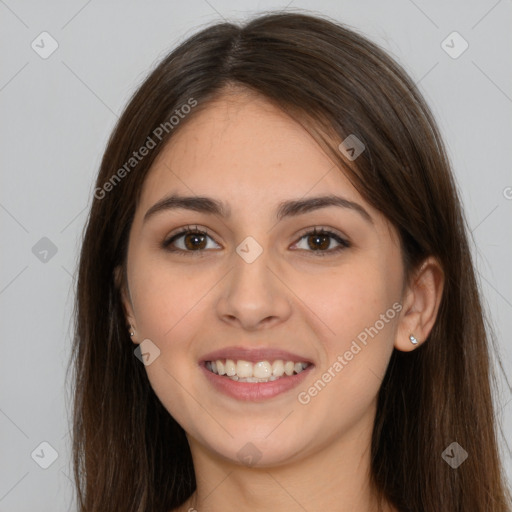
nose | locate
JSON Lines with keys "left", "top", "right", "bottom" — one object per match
{"left": 215, "top": 244, "right": 292, "bottom": 331}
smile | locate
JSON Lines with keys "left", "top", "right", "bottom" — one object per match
{"left": 205, "top": 359, "right": 311, "bottom": 382}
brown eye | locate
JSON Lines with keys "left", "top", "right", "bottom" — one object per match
{"left": 307, "top": 232, "right": 331, "bottom": 251}
{"left": 182, "top": 232, "right": 207, "bottom": 250}
{"left": 162, "top": 226, "right": 220, "bottom": 254}
{"left": 293, "top": 228, "right": 350, "bottom": 256}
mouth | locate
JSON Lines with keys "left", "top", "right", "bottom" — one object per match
{"left": 199, "top": 347, "right": 315, "bottom": 401}
{"left": 204, "top": 358, "right": 312, "bottom": 383}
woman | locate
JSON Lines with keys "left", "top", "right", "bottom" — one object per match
{"left": 69, "top": 11, "right": 512, "bottom": 512}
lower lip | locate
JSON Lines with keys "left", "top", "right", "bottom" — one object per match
{"left": 200, "top": 363, "right": 314, "bottom": 401}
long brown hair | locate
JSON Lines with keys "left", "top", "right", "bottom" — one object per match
{"left": 68, "top": 10, "right": 512, "bottom": 511}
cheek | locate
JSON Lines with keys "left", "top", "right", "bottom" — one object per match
{"left": 129, "top": 262, "right": 215, "bottom": 431}
{"left": 295, "top": 259, "right": 398, "bottom": 410}
{"left": 299, "top": 258, "right": 397, "bottom": 344}
{"left": 130, "top": 255, "right": 214, "bottom": 341}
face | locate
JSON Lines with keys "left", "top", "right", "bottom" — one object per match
{"left": 120, "top": 90, "right": 406, "bottom": 467}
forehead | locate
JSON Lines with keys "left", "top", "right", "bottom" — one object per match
{"left": 139, "top": 91, "right": 371, "bottom": 216}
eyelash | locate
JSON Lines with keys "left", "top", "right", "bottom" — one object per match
{"left": 161, "top": 225, "right": 350, "bottom": 257}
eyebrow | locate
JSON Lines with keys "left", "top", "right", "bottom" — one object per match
{"left": 143, "top": 193, "right": 373, "bottom": 225}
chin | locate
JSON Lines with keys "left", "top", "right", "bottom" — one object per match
{"left": 198, "top": 430, "right": 308, "bottom": 469}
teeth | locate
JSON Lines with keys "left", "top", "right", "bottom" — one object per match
{"left": 206, "top": 359, "right": 310, "bottom": 381}
{"left": 272, "top": 360, "right": 284, "bottom": 376}
{"left": 254, "top": 361, "right": 272, "bottom": 378}
{"left": 236, "top": 360, "right": 253, "bottom": 378}
{"left": 225, "top": 359, "right": 236, "bottom": 376}
{"left": 284, "top": 361, "right": 295, "bottom": 376}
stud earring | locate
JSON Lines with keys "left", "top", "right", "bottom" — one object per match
{"left": 409, "top": 334, "right": 418, "bottom": 345}
{"left": 129, "top": 325, "right": 135, "bottom": 337}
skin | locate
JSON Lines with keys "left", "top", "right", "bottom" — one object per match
{"left": 117, "top": 88, "right": 444, "bottom": 512}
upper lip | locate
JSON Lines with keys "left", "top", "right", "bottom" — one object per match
{"left": 200, "top": 346, "right": 314, "bottom": 364}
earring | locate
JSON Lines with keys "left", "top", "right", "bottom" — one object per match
{"left": 409, "top": 334, "right": 418, "bottom": 345}
{"left": 129, "top": 325, "right": 135, "bottom": 337}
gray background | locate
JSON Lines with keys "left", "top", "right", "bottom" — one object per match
{"left": 1, "top": 1, "right": 511, "bottom": 510}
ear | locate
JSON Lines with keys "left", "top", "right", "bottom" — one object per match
{"left": 395, "top": 256, "right": 444, "bottom": 352}
{"left": 114, "top": 265, "right": 138, "bottom": 344}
